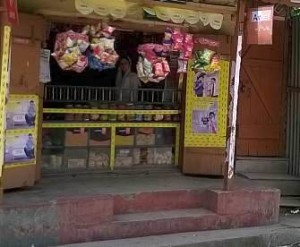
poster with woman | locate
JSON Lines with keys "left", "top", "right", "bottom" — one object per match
{"left": 4, "top": 132, "right": 36, "bottom": 165}
{"left": 192, "top": 103, "right": 218, "bottom": 134}
{"left": 6, "top": 96, "right": 38, "bottom": 130}
{"left": 194, "top": 71, "right": 219, "bottom": 98}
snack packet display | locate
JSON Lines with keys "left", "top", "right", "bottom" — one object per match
{"left": 192, "top": 49, "right": 220, "bottom": 73}
{"left": 137, "top": 44, "right": 171, "bottom": 83}
{"left": 52, "top": 31, "right": 90, "bottom": 72}
{"left": 85, "top": 23, "right": 119, "bottom": 71}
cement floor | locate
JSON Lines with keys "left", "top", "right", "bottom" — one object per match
{"left": 2, "top": 169, "right": 264, "bottom": 206}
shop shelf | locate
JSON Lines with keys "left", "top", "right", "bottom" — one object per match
{"left": 155, "top": 128, "right": 176, "bottom": 146}
{"left": 42, "top": 128, "right": 65, "bottom": 147}
{"left": 65, "top": 128, "right": 88, "bottom": 147}
{"left": 115, "top": 148, "right": 134, "bottom": 168}
{"left": 64, "top": 148, "right": 88, "bottom": 169}
{"left": 89, "top": 128, "right": 111, "bottom": 147}
{"left": 154, "top": 147, "right": 174, "bottom": 165}
{"left": 136, "top": 128, "right": 155, "bottom": 146}
{"left": 133, "top": 148, "right": 154, "bottom": 165}
{"left": 88, "top": 148, "right": 110, "bottom": 169}
{"left": 42, "top": 149, "right": 64, "bottom": 170}
{"left": 115, "top": 128, "right": 135, "bottom": 146}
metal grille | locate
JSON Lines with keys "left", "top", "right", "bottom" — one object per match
{"left": 44, "top": 85, "right": 181, "bottom": 106}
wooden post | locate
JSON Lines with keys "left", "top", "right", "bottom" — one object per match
{"left": 224, "top": 0, "right": 246, "bottom": 191}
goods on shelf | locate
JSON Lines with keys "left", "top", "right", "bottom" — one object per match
{"left": 65, "top": 128, "right": 88, "bottom": 146}
{"left": 154, "top": 148, "right": 173, "bottom": 165}
{"left": 52, "top": 31, "right": 89, "bottom": 72}
{"left": 156, "top": 128, "right": 175, "bottom": 145}
{"left": 89, "top": 128, "right": 111, "bottom": 146}
{"left": 115, "top": 149, "right": 133, "bottom": 167}
{"left": 133, "top": 148, "right": 154, "bottom": 165}
{"left": 88, "top": 150, "right": 109, "bottom": 168}
{"left": 64, "top": 148, "right": 88, "bottom": 169}
{"left": 136, "top": 128, "right": 155, "bottom": 145}
{"left": 42, "top": 154, "right": 63, "bottom": 169}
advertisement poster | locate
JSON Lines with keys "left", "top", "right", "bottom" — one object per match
{"left": 192, "top": 102, "right": 218, "bottom": 134}
{"left": 247, "top": 6, "right": 274, "bottom": 45}
{"left": 194, "top": 71, "right": 219, "bottom": 97}
{"left": 6, "top": 97, "right": 37, "bottom": 129}
{"left": 184, "top": 60, "right": 229, "bottom": 147}
{"left": 4, "top": 132, "right": 36, "bottom": 164}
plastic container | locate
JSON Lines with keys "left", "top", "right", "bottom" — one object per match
{"left": 164, "top": 106, "right": 172, "bottom": 122}
{"left": 115, "top": 148, "right": 133, "bottom": 168}
{"left": 88, "top": 148, "right": 110, "bottom": 168}
{"left": 153, "top": 106, "right": 164, "bottom": 121}
{"left": 117, "top": 105, "right": 126, "bottom": 121}
{"left": 144, "top": 105, "right": 153, "bottom": 122}
{"left": 74, "top": 104, "right": 83, "bottom": 121}
{"left": 65, "top": 104, "right": 74, "bottom": 121}
{"left": 109, "top": 104, "right": 117, "bottom": 121}
{"left": 83, "top": 104, "right": 90, "bottom": 121}
{"left": 154, "top": 147, "right": 173, "bottom": 165}
{"left": 126, "top": 104, "right": 135, "bottom": 122}
{"left": 135, "top": 105, "right": 144, "bottom": 121}
{"left": 90, "top": 106, "right": 100, "bottom": 121}
{"left": 99, "top": 104, "right": 109, "bottom": 121}
{"left": 64, "top": 148, "right": 88, "bottom": 169}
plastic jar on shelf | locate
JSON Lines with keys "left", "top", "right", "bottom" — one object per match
{"left": 83, "top": 104, "right": 90, "bottom": 121}
{"left": 126, "top": 103, "right": 135, "bottom": 122}
{"left": 144, "top": 105, "right": 153, "bottom": 122}
{"left": 74, "top": 104, "right": 83, "bottom": 121}
{"left": 109, "top": 104, "right": 117, "bottom": 121}
{"left": 99, "top": 104, "right": 109, "bottom": 121}
{"left": 153, "top": 106, "right": 164, "bottom": 122}
{"left": 90, "top": 106, "right": 100, "bottom": 121}
{"left": 65, "top": 104, "right": 74, "bottom": 121}
{"left": 135, "top": 105, "right": 144, "bottom": 121}
{"left": 117, "top": 105, "right": 126, "bottom": 121}
{"left": 164, "top": 106, "right": 172, "bottom": 122}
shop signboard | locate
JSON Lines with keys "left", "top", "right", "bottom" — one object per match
{"left": 247, "top": 5, "right": 274, "bottom": 45}
{"left": 5, "top": 0, "right": 19, "bottom": 25}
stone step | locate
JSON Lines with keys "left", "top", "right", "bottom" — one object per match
{"left": 114, "top": 190, "right": 204, "bottom": 214}
{"left": 236, "top": 157, "right": 289, "bottom": 174}
{"left": 56, "top": 217, "right": 300, "bottom": 247}
{"left": 239, "top": 173, "right": 300, "bottom": 196}
{"left": 281, "top": 197, "right": 300, "bottom": 208}
{"left": 102, "top": 208, "right": 219, "bottom": 240}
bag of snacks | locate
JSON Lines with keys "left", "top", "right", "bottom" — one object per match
{"left": 52, "top": 31, "right": 90, "bottom": 72}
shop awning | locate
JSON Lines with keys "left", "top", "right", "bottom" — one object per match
{"left": 17, "top": 0, "right": 238, "bottom": 35}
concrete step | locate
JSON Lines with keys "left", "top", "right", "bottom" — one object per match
{"left": 114, "top": 190, "right": 204, "bottom": 214}
{"left": 239, "top": 172, "right": 300, "bottom": 196}
{"left": 108, "top": 208, "right": 219, "bottom": 240}
{"left": 236, "top": 157, "right": 289, "bottom": 174}
{"left": 56, "top": 216, "right": 300, "bottom": 247}
{"left": 281, "top": 197, "right": 300, "bottom": 208}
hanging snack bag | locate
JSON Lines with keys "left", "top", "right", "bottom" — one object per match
{"left": 162, "top": 27, "right": 173, "bottom": 51}
{"left": 172, "top": 28, "right": 184, "bottom": 51}
{"left": 52, "top": 31, "right": 89, "bottom": 72}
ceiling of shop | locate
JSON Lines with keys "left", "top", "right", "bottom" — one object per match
{"left": 17, "top": 0, "right": 238, "bottom": 35}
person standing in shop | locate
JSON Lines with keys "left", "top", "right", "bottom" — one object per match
{"left": 115, "top": 56, "right": 140, "bottom": 102}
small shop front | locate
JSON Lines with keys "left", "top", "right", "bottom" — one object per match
{"left": 0, "top": 0, "right": 237, "bottom": 190}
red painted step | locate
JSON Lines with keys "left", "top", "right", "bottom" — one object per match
{"left": 113, "top": 190, "right": 204, "bottom": 214}
{"left": 94, "top": 208, "right": 223, "bottom": 240}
